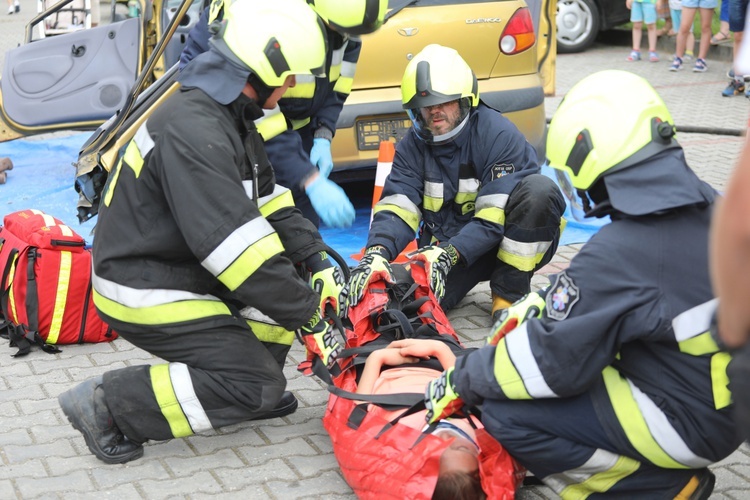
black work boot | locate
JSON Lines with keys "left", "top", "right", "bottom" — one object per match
{"left": 58, "top": 376, "right": 144, "bottom": 464}
{"left": 249, "top": 391, "right": 298, "bottom": 421}
{"left": 675, "top": 468, "right": 715, "bottom": 500}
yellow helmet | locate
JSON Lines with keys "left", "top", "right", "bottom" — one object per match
{"left": 401, "top": 44, "right": 479, "bottom": 143}
{"left": 547, "top": 70, "right": 676, "bottom": 192}
{"left": 211, "top": 0, "right": 327, "bottom": 88}
{"left": 307, "top": 0, "right": 388, "bottom": 36}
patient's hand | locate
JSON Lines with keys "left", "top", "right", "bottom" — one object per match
{"left": 388, "top": 339, "right": 456, "bottom": 369}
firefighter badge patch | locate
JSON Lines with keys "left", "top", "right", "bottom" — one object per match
{"left": 546, "top": 272, "right": 580, "bottom": 321}
{"left": 491, "top": 163, "right": 515, "bottom": 179}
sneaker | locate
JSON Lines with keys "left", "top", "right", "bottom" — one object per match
{"left": 693, "top": 58, "right": 708, "bottom": 72}
{"left": 684, "top": 50, "right": 694, "bottom": 61}
{"left": 722, "top": 79, "right": 745, "bottom": 97}
{"left": 669, "top": 56, "right": 683, "bottom": 71}
{"left": 728, "top": 68, "right": 735, "bottom": 79}
{"left": 13, "top": 0, "right": 19, "bottom": 12}
{"left": 626, "top": 50, "right": 641, "bottom": 62}
{"left": 649, "top": 51, "right": 659, "bottom": 62}
{"left": 7, "top": 5, "right": 12, "bottom": 14}
{"left": 58, "top": 377, "right": 144, "bottom": 464}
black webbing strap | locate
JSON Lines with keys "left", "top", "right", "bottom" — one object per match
{"left": 25, "top": 248, "right": 39, "bottom": 333}
{"left": 0, "top": 246, "right": 19, "bottom": 337}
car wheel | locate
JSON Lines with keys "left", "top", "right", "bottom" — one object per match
{"left": 556, "top": 0, "right": 600, "bottom": 53}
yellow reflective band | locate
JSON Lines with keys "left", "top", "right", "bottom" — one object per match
{"left": 602, "top": 367, "right": 684, "bottom": 469}
{"left": 559, "top": 455, "right": 640, "bottom": 499}
{"left": 103, "top": 157, "right": 123, "bottom": 207}
{"left": 7, "top": 252, "right": 19, "bottom": 320}
{"left": 290, "top": 117, "right": 312, "bottom": 131}
{"left": 678, "top": 331, "right": 720, "bottom": 356}
{"left": 246, "top": 319, "right": 295, "bottom": 346}
{"left": 258, "top": 189, "right": 295, "bottom": 218}
{"left": 560, "top": 217, "right": 568, "bottom": 235}
{"left": 373, "top": 203, "right": 421, "bottom": 232}
{"left": 423, "top": 196, "right": 443, "bottom": 213}
{"left": 711, "top": 352, "right": 732, "bottom": 410}
{"left": 217, "top": 233, "right": 284, "bottom": 291}
{"left": 123, "top": 140, "right": 145, "bottom": 178}
{"left": 150, "top": 364, "right": 193, "bottom": 438}
{"left": 333, "top": 76, "right": 353, "bottom": 95}
{"left": 493, "top": 339, "right": 532, "bottom": 399}
{"left": 92, "top": 289, "right": 232, "bottom": 325}
{"left": 329, "top": 64, "right": 341, "bottom": 83}
{"left": 496, "top": 247, "right": 545, "bottom": 272}
{"left": 46, "top": 250, "right": 72, "bottom": 344}
{"left": 256, "top": 112, "right": 288, "bottom": 142}
{"left": 283, "top": 82, "right": 316, "bottom": 99}
{"left": 454, "top": 191, "right": 477, "bottom": 206}
{"left": 475, "top": 206, "right": 506, "bottom": 225}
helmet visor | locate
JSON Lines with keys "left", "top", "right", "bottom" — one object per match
{"left": 554, "top": 169, "right": 589, "bottom": 222}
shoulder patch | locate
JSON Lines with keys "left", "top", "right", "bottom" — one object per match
{"left": 491, "top": 163, "right": 515, "bottom": 179}
{"left": 545, "top": 272, "right": 580, "bottom": 321}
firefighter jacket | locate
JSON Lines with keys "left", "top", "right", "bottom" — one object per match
{"left": 92, "top": 87, "right": 324, "bottom": 335}
{"left": 180, "top": 6, "right": 361, "bottom": 188}
{"left": 452, "top": 149, "right": 742, "bottom": 467}
{"left": 367, "top": 103, "right": 539, "bottom": 266}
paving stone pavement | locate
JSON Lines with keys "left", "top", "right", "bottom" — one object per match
{"left": 2, "top": 6, "right": 750, "bottom": 499}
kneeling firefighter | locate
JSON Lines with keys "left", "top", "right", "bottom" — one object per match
{"left": 58, "top": 0, "right": 345, "bottom": 464}
{"left": 422, "top": 70, "right": 742, "bottom": 498}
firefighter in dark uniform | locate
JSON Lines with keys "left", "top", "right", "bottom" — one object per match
{"left": 180, "top": 0, "right": 388, "bottom": 229}
{"left": 57, "top": 0, "right": 345, "bottom": 464}
{"left": 422, "top": 70, "right": 742, "bottom": 499}
{"left": 346, "top": 44, "right": 566, "bottom": 319}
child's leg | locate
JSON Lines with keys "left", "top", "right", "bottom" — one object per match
{"left": 697, "top": 6, "right": 715, "bottom": 60}
{"left": 630, "top": 2, "right": 645, "bottom": 53}
{"left": 642, "top": 2, "right": 659, "bottom": 51}
{"left": 675, "top": 6, "right": 697, "bottom": 57}
{"left": 632, "top": 21, "right": 644, "bottom": 50}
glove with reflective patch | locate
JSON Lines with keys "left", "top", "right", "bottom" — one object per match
{"left": 306, "top": 175, "right": 356, "bottom": 229}
{"left": 346, "top": 247, "right": 394, "bottom": 307}
{"left": 298, "top": 310, "right": 342, "bottom": 370}
{"left": 310, "top": 138, "right": 334, "bottom": 178}
{"left": 425, "top": 367, "right": 465, "bottom": 424}
{"left": 487, "top": 292, "right": 545, "bottom": 345}
{"left": 409, "top": 244, "right": 459, "bottom": 302}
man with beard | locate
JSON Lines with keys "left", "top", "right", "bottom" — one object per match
{"left": 345, "top": 44, "right": 566, "bottom": 322}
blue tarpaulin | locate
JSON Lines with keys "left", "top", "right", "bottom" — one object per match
{"left": 0, "top": 133, "right": 608, "bottom": 265}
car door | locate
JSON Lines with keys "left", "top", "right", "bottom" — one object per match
{"left": 0, "top": 0, "right": 203, "bottom": 143}
{"left": 0, "top": 17, "right": 141, "bottom": 142}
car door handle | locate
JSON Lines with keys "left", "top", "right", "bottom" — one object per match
{"left": 71, "top": 44, "right": 86, "bottom": 57}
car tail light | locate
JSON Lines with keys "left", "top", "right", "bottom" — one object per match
{"left": 499, "top": 7, "right": 535, "bottom": 55}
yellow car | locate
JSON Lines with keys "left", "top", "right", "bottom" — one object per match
{"left": 0, "top": 0, "right": 555, "bottom": 221}
{"left": 330, "top": 0, "right": 556, "bottom": 177}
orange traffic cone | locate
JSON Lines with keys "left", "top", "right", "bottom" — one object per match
{"left": 351, "top": 141, "right": 418, "bottom": 263}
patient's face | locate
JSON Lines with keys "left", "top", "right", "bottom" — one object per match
{"left": 437, "top": 433, "right": 479, "bottom": 475}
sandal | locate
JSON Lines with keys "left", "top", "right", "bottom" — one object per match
{"left": 711, "top": 31, "right": 731, "bottom": 45}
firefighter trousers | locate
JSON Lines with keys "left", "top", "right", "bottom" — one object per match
{"left": 481, "top": 390, "right": 700, "bottom": 499}
{"left": 441, "top": 173, "right": 566, "bottom": 311}
{"left": 102, "top": 317, "right": 291, "bottom": 443}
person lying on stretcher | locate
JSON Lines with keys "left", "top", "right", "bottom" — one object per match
{"left": 355, "top": 338, "right": 485, "bottom": 500}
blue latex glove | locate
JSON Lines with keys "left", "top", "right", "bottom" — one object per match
{"left": 306, "top": 175, "right": 355, "bottom": 228}
{"left": 310, "top": 138, "right": 334, "bottom": 178}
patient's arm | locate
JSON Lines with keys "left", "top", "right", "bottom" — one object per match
{"left": 356, "top": 348, "right": 419, "bottom": 394}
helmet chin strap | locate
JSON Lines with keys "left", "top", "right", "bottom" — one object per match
{"left": 430, "top": 113, "right": 470, "bottom": 145}
{"left": 246, "top": 72, "right": 275, "bottom": 107}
